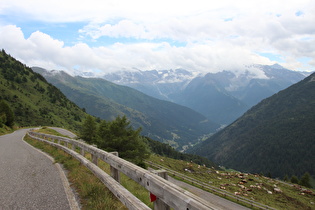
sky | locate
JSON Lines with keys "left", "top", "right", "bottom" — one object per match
{"left": 0, "top": 0, "right": 314, "bottom": 76}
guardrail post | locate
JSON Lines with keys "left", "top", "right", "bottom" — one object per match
{"left": 92, "top": 153, "right": 98, "bottom": 165}
{"left": 81, "top": 148, "right": 85, "bottom": 156}
{"left": 110, "top": 152, "right": 120, "bottom": 183}
{"left": 151, "top": 169, "right": 170, "bottom": 210}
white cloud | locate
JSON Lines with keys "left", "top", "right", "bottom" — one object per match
{"left": 0, "top": 25, "right": 274, "bottom": 75}
{"left": 0, "top": 0, "right": 315, "bottom": 73}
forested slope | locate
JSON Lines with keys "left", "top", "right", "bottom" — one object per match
{"left": 0, "top": 50, "right": 87, "bottom": 130}
{"left": 34, "top": 67, "right": 219, "bottom": 149}
{"left": 190, "top": 72, "right": 315, "bottom": 178}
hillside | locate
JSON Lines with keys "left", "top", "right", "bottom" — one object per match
{"left": 0, "top": 50, "right": 87, "bottom": 130}
{"left": 33, "top": 67, "right": 219, "bottom": 149}
{"left": 147, "top": 154, "right": 315, "bottom": 210}
{"left": 170, "top": 72, "right": 249, "bottom": 124}
{"left": 103, "top": 65, "right": 307, "bottom": 125}
{"left": 190, "top": 72, "right": 315, "bottom": 178}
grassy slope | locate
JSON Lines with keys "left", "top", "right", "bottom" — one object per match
{"left": 148, "top": 154, "right": 315, "bottom": 210}
{"left": 0, "top": 50, "right": 88, "bottom": 131}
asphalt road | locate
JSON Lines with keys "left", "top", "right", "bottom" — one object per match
{"left": 48, "top": 127, "right": 77, "bottom": 138}
{"left": 0, "top": 129, "right": 74, "bottom": 210}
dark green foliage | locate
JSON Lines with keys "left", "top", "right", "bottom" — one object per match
{"left": 80, "top": 115, "right": 97, "bottom": 144}
{"left": 291, "top": 176, "right": 299, "bottom": 184}
{"left": 0, "top": 100, "right": 15, "bottom": 127}
{"left": 81, "top": 115, "right": 150, "bottom": 166}
{"left": 190, "top": 73, "right": 315, "bottom": 178}
{"left": 299, "top": 172, "right": 311, "bottom": 188}
{"left": 97, "top": 116, "right": 150, "bottom": 166}
{"left": 146, "top": 137, "right": 217, "bottom": 168}
{"left": 0, "top": 113, "right": 6, "bottom": 127}
{"left": 0, "top": 49, "right": 87, "bottom": 131}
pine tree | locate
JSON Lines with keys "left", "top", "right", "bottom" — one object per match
{"left": 80, "top": 115, "right": 97, "bottom": 143}
{"left": 291, "top": 175, "right": 299, "bottom": 184}
{"left": 299, "top": 172, "right": 311, "bottom": 188}
{"left": 97, "top": 116, "right": 150, "bottom": 167}
{"left": 96, "top": 120, "right": 110, "bottom": 148}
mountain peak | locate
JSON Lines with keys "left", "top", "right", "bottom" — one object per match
{"left": 270, "top": 63, "right": 284, "bottom": 69}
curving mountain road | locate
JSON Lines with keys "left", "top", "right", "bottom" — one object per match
{"left": 0, "top": 129, "right": 76, "bottom": 210}
{"left": 48, "top": 127, "right": 77, "bottom": 139}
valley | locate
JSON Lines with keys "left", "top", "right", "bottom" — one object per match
{"left": 32, "top": 67, "right": 219, "bottom": 150}
{"left": 2, "top": 1, "right": 315, "bottom": 209}
{"left": 1, "top": 49, "right": 314, "bottom": 194}
{"left": 102, "top": 65, "right": 307, "bottom": 125}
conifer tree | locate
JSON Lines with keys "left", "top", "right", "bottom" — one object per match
{"left": 80, "top": 115, "right": 97, "bottom": 143}
{"left": 290, "top": 175, "right": 299, "bottom": 184}
{"left": 299, "top": 172, "right": 311, "bottom": 188}
{"left": 97, "top": 116, "right": 150, "bottom": 167}
{"left": 96, "top": 119, "right": 110, "bottom": 148}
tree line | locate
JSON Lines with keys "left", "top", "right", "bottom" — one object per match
{"left": 80, "top": 115, "right": 150, "bottom": 167}
{"left": 80, "top": 115, "right": 218, "bottom": 169}
{"left": 284, "top": 172, "right": 312, "bottom": 188}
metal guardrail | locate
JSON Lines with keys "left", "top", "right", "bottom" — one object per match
{"left": 145, "top": 161, "right": 277, "bottom": 210}
{"left": 28, "top": 131, "right": 217, "bottom": 210}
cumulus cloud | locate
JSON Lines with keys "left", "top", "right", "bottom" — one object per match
{"left": 0, "top": 0, "right": 315, "bottom": 74}
{"left": 0, "top": 25, "right": 273, "bottom": 75}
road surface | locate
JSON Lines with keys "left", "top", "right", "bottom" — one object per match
{"left": 0, "top": 129, "right": 77, "bottom": 210}
{"left": 48, "top": 127, "right": 77, "bottom": 138}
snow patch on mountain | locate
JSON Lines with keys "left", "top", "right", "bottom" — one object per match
{"left": 103, "top": 69, "right": 199, "bottom": 85}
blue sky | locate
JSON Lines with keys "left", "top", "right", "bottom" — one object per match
{"left": 0, "top": 0, "right": 314, "bottom": 76}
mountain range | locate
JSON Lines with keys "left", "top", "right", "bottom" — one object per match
{"left": 2, "top": 48, "right": 314, "bottom": 180}
{"left": 33, "top": 67, "right": 218, "bottom": 150}
{"left": 189, "top": 72, "right": 315, "bottom": 178}
{"left": 103, "top": 65, "right": 307, "bottom": 125}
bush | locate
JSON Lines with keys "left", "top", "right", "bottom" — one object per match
{"left": 0, "top": 100, "right": 14, "bottom": 127}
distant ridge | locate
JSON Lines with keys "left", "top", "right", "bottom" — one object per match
{"left": 189, "top": 72, "right": 315, "bottom": 178}
{"left": 103, "top": 65, "right": 307, "bottom": 125}
{"left": 33, "top": 67, "right": 219, "bottom": 150}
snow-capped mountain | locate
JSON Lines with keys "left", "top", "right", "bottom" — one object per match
{"left": 103, "top": 64, "right": 309, "bottom": 125}
{"left": 104, "top": 68, "right": 198, "bottom": 84}
{"left": 103, "top": 69, "right": 199, "bottom": 101}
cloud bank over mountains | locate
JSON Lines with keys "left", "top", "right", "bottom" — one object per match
{"left": 0, "top": 0, "right": 314, "bottom": 75}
